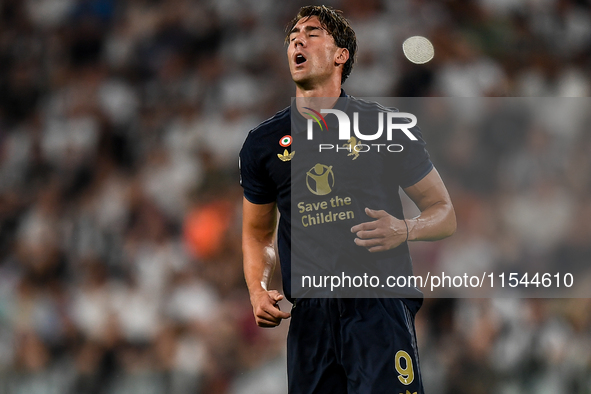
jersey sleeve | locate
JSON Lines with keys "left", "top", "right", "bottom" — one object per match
{"left": 398, "top": 124, "right": 433, "bottom": 188}
{"left": 239, "top": 131, "right": 277, "bottom": 204}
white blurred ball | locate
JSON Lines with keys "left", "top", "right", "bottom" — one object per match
{"left": 402, "top": 36, "right": 434, "bottom": 64}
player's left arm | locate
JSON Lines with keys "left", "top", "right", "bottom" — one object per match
{"left": 351, "top": 168, "right": 456, "bottom": 252}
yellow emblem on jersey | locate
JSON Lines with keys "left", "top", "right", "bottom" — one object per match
{"left": 278, "top": 149, "right": 295, "bottom": 161}
{"left": 305, "top": 163, "right": 334, "bottom": 195}
{"left": 342, "top": 136, "right": 360, "bottom": 160}
{"left": 399, "top": 391, "right": 416, "bottom": 394}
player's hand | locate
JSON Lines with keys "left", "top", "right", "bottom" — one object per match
{"left": 250, "top": 289, "right": 291, "bottom": 328}
{"left": 351, "top": 208, "right": 408, "bottom": 253}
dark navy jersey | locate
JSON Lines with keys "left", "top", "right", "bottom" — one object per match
{"left": 239, "top": 91, "right": 432, "bottom": 311}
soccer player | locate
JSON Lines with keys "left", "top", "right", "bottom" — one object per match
{"left": 239, "top": 5, "right": 456, "bottom": 393}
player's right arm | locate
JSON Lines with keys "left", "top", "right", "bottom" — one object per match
{"left": 242, "top": 197, "right": 291, "bottom": 327}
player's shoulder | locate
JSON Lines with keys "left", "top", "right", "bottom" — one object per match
{"left": 241, "top": 106, "right": 291, "bottom": 158}
{"left": 240, "top": 106, "right": 291, "bottom": 166}
{"left": 246, "top": 106, "right": 291, "bottom": 141}
{"left": 346, "top": 95, "right": 399, "bottom": 114}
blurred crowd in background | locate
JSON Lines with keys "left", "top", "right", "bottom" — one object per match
{"left": 0, "top": 0, "right": 590, "bottom": 393}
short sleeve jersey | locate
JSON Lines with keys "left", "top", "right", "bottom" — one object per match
{"left": 239, "top": 91, "right": 432, "bottom": 310}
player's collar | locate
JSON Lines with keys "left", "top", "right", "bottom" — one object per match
{"left": 291, "top": 89, "right": 349, "bottom": 134}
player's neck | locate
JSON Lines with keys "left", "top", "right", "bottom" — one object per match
{"left": 295, "top": 78, "right": 342, "bottom": 99}
{"left": 294, "top": 80, "right": 341, "bottom": 115}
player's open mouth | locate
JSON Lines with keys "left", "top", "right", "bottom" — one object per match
{"left": 295, "top": 54, "right": 307, "bottom": 65}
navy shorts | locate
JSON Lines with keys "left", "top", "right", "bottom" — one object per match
{"left": 287, "top": 298, "right": 424, "bottom": 394}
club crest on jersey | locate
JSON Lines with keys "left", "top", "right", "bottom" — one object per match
{"left": 342, "top": 136, "right": 360, "bottom": 160}
{"left": 277, "top": 149, "right": 295, "bottom": 161}
{"left": 279, "top": 135, "right": 292, "bottom": 147}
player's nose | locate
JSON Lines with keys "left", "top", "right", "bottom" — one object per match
{"left": 292, "top": 33, "right": 305, "bottom": 48}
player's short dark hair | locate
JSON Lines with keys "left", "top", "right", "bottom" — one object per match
{"left": 286, "top": 5, "right": 357, "bottom": 84}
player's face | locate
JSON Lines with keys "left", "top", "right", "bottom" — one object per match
{"left": 287, "top": 16, "right": 345, "bottom": 88}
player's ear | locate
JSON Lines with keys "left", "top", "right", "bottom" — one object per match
{"left": 335, "top": 47, "right": 349, "bottom": 66}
